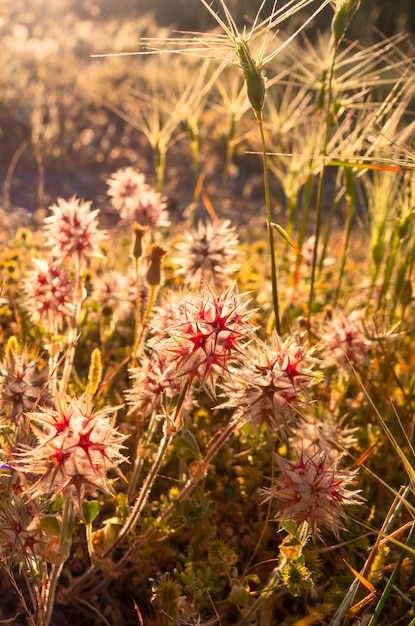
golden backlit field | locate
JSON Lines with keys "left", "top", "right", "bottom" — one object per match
{"left": 1, "top": 1, "right": 415, "bottom": 625}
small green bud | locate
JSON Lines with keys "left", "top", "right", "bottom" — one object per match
{"left": 237, "top": 41, "right": 266, "bottom": 119}
{"left": 281, "top": 561, "right": 313, "bottom": 597}
{"left": 331, "top": 0, "right": 361, "bottom": 45}
{"left": 228, "top": 582, "right": 250, "bottom": 605}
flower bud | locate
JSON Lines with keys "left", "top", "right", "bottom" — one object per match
{"left": 237, "top": 41, "right": 266, "bottom": 119}
{"left": 145, "top": 244, "right": 167, "bottom": 287}
{"left": 131, "top": 222, "right": 148, "bottom": 260}
{"left": 331, "top": 0, "right": 361, "bottom": 46}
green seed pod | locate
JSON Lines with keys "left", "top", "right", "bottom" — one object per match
{"left": 237, "top": 41, "right": 266, "bottom": 118}
{"left": 331, "top": 0, "right": 361, "bottom": 45}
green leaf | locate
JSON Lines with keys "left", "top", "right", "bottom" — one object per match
{"left": 271, "top": 223, "right": 302, "bottom": 255}
{"left": 82, "top": 500, "right": 100, "bottom": 525}
{"left": 176, "top": 430, "right": 201, "bottom": 460}
{"left": 40, "top": 516, "right": 61, "bottom": 537}
{"left": 281, "top": 519, "right": 297, "bottom": 535}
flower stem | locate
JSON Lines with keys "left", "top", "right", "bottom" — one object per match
{"left": 308, "top": 44, "right": 337, "bottom": 322}
{"left": 42, "top": 495, "right": 72, "bottom": 626}
{"left": 258, "top": 113, "right": 281, "bottom": 334}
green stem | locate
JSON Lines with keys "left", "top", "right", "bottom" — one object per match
{"left": 60, "top": 255, "right": 83, "bottom": 395}
{"left": 154, "top": 143, "right": 166, "bottom": 194}
{"left": 334, "top": 168, "right": 355, "bottom": 305}
{"left": 189, "top": 124, "right": 200, "bottom": 201}
{"left": 308, "top": 44, "right": 337, "bottom": 321}
{"left": 368, "top": 520, "right": 415, "bottom": 626}
{"left": 258, "top": 114, "right": 280, "bottom": 334}
{"left": 42, "top": 496, "right": 72, "bottom": 626}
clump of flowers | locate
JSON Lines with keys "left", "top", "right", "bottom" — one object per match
{"left": 159, "top": 283, "right": 255, "bottom": 396}
{"left": 318, "top": 309, "right": 372, "bottom": 367}
{"left": 126, "top": 350, "right": 186, "bottom": 417}
{"left": 174, "top": 218, "right": 241, "bottom": 289}
{"left": 0, "top": 344, "right": 54, "bottom": 429}
{"left": 106, "top": 167, "right": 147, "bottom": 214}
{"left": 106, "top": 167, "right": 170, "bottom": 229}
{"left": 42, "top": 196, "right": 107, "bottom": 263}
{"left": 15, "top": 394, "right": 128, "bottom": 506}
{"left": 264, "top": 451, "right": 362, "bottom": 538}
{"left": 22, "top": 258, "right": 76, "bottom": 328}
{"left": 222, "top": 332, "right": 321, "bottom": 433}
{"left": 90, "top": 269, "right": 134, "bottom": 325}
{"left": 0, "top": 491, "right": 44, "bottom": 566}
{"left": 289, "top": 414, "right": 358, "bottom": 461}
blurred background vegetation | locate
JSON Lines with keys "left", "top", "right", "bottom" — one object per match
{"left": 89, "top": 0, "right": 415, "bottom": 39}
{"left": 1, "top": 0, "right": 413, "bottom": 218}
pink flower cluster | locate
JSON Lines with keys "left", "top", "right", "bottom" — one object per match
{"left": 16, "top": 395, "right": 127, "bottom": 505}
{"left": 159, "top": 284, "right": 255, "bottom": 396}
{"left": 23, "top": 259, "right": 75, "bottom": 327}
{"left": 265, "top": 452, "right": 362, "bottom": 537}
{"left": 106, "top": 167, "right": 169, "bottom": 229}
{"left": 223, "top": 333, "right": 321, "bottom": 433}
{"left": 42, "top": 196, "right": 107, "bottom": 263}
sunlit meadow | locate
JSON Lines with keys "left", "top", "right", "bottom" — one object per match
{"left": 1, "top": 0, "right": 415, "bottom": 624}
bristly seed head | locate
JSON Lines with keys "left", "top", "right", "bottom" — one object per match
{"left": 264, "top": 451, "right": 363, "bottom": 538}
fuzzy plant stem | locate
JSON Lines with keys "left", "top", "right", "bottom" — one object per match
{"left": 258, "top": 114, "right": 281, "bottom": 334}
{"left": 104, "top": 427, "right": 174, "bottom": 559}
{"left": 42, "top": 495, "right": 72, "bottom": 626}
{"left": 114, "top": 419, "right": 239, "bottom": 574}
{"left": 126, "top": 409, "right": 159, "bottom": 502}
{"left": 134, "top": 283, "right": 157, "bottom": 360}
{"left": 101, "top": 378, "right": 192, "bottom": 561}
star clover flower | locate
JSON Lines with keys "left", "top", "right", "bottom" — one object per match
{"left": 0, "top": 491, "right": 44, "bottom": 565}
{"left": 264, "top": 451, "right": 362, "bottom": 537}
{"left": 106, "top": 167, "right": 170, "bottom": 229}
{"left": 319, "top": 309, "right": 372, "bottom": 367}
{"left": 42, "top": 196, "right": 107, "bottom": 263}
{"left": 16, "top": 395, "right": 128, "bottom": 505}
{"left": 0, "top": 347, "right": 54, "bottom": 427}
{"left": 22, "top": 258, "right": 76, "bottom": 328}
{"left": 222, "top": 333, "right": 321, "bottom": 433}
{"left": 174, "top": 219, "right": 241, "bottom": 289}
{"left": 126, "top": 350, "right": 186, "bottom": 417}
{"left": 159, "top": 284, "right": 255, "bottom": 396}
{"left": 106, "top": 166, "right": 147, "bottom": 214}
